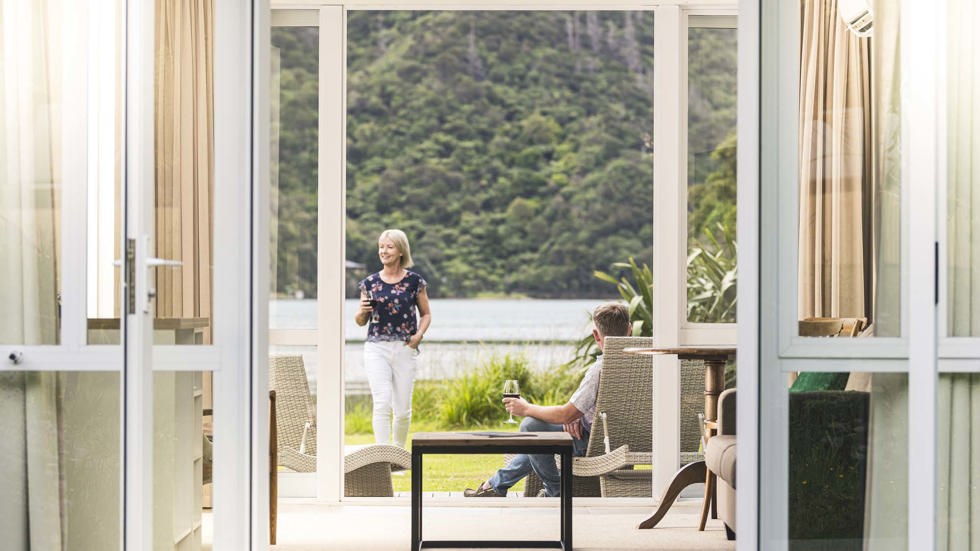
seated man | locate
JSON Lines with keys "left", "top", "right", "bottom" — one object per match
{"left": 463, "top": 302, "right": 631, "bottom": 498}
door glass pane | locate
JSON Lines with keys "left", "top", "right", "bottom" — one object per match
{"left": 0, "top": 371, "right": 120, "bottom": 550}
{"left": 797, "top": 0, "right": 901, "bottom": 338}
{"left": 84, "top": 0, "right": 125, "bottom": 345}
{"left": 687, "top": 21, "right": 737, "bottom": 323}
{"left": 946, "top": 0, "right": 980, "bottom": 339}
{"left": 784, "top": 371, "right": 907, "bottom": 551}
{"left": 269, "top": 17, "right": 319, "bottom": 498}
{"left": 151, "top": 4, "right": 216, "bottom": 548}
{"left": 154, "top": 371, "right": 209, "bottom": 551}
{"left": 939, "top": 3, "right": 980, "bottom": 548}
{"left": 152, "top": 0, "right": 215, "bottom": 346}
{"left": 344, "top": 11, "right": 654, "bottom": 501}
{"left": 0, "top": 1, "right": 63, "bottom": 346}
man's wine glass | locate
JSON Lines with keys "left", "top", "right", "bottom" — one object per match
{"left": 502, "top": 379, "right": 520, "bottom": 424}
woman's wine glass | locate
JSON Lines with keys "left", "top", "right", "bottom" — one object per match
{"left": 502, "top": 379, "right": 520, "bottom": 424}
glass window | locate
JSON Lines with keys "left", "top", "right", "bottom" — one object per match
{"left": 687, "top": 21, "right": 737, "bottom": 324}
{"left": 939, "top": 1, "right": 980, "bottom": 548}
{"left": 269, "top": 17, "right": 320, "bottom": 488}
{"left": 0, "top": 371, "right": 121, "bottom": 550}
{"left": 344, "top": 11, "right": 654, "bottom": 496}
{"left": 796, "top": 0, "right": 901, "bottom": 337}
{"left": 785, "top": 371, "right": 907, "bottom": 551}
{"left": 0, "top": 1, "right": 63, "bottom": 345}
{"left": 152, "top": 0, "right": 216, "bottom": 345}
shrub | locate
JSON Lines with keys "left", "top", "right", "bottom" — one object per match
{"left": 439, "top": 354, "right": 535, "bottom": 428}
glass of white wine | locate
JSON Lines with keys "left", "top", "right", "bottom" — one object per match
{"left": 502, "top": 379, "right": 520, "bottom": 424}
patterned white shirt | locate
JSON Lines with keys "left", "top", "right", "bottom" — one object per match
{"left": 568, "top": 355, "right": 603, "bottom": 433}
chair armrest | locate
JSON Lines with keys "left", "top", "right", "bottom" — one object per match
{"left": 717, "top": 388, "right": 736, "bottom": 435}
{"left": 572, "top": 445, "right": 634, "bottom": 477}
{"left": 280, "top": 445, "right": 316, "bottom": 473}
{"left": 344, "top": 444, "right": 411, "bottom": 473}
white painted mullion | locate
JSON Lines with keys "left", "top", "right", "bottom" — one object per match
{"left": 123, "top": 0, "right": 157, "bottom": 548}
{"left": 734, "top": 0, "right": 758, "bottom": 548}
{"left": 59, "top": 0, "right": 89, "bottom": 352}
{"left": 757, "top": 0, "right": 793, "bottom": 548}
{"left": 252, "top": 0, "right": 273, "bottom": 546}
{"left": 651, "top": 4, "right": 683, "bottom": 498}
{"left": 211, "top": 0, "right": 256, "bottom": 548}
{"left": 904, "top": 0, "right": 940, "bottom": 548}
{"left": 317, "top": 5, "right": 346, "bottom": 503}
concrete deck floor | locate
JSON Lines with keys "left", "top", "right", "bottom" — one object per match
{"left": 257, "top": 496, "right": 736, "bottom": 551}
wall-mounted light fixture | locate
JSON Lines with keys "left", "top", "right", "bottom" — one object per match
{"left": 838, "top": 0, "right": 873, "bottom": 37}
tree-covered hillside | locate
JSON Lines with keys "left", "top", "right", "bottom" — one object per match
{"left": 271, "top": 12, "right": 736, "bottom": 299}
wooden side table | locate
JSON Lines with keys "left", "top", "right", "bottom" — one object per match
{"left": 623, "top": 346, "right": 735, "bottom": 530}
{"left": 410, "top": 432, "right": 574, "bottom": 551}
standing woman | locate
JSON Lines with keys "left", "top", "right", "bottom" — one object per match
{"left": 355, "top": 229, "right": 431, "bottom": 448}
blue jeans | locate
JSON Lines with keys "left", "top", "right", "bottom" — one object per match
{"left": 487, "top": 416, "right": 589, "bottom": 497}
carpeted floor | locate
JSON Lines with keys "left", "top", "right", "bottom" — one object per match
{"left": 267, "top": 498, "right": 735, "bottom": 551}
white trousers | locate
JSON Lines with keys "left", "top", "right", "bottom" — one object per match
{"left": 363, "top": 340, "right": 418, "bottom": 448}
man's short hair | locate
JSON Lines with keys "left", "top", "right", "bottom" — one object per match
{"left": 593, "top": 302, "right": 630, "bottom": 337}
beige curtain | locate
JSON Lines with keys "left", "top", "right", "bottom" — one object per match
{"left": 154, "top": 0, "right": 214, "bottom": 338}
{"left": 0, "top": 0, "right": 67, "bottom": 548}
{"left": 798, "top": 0, "right": 874, "bottom": 320}
{"left": 938, "top": 0, "right": 980, "bottom": 548}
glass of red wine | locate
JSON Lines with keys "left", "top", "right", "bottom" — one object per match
{"left": 502, "top": 379, "right": 520, "bottom": 424}
{"left": 367, "top": 290, "right": 380, "bottom": 323}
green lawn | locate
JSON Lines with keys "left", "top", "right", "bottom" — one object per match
{"left": 345, "top": 426, "right": 527, "bottom": 494}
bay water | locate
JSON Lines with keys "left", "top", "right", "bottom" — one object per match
{"left": 270, "top": 298, "right": 605, "bottom": 392}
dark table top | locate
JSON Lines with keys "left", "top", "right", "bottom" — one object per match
{"left": 411, "top": 431, "right": 573, "bottom": 449}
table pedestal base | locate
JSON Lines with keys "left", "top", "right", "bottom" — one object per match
{"left": 636, "top": 460, "right": 707, "bottom": 529}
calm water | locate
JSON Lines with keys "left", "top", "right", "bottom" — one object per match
{"left": 270, "top": 298, "right": 606, "bottom": 389}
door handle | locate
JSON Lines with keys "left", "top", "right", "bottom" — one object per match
{"left": 146, "top": 257, "right": 183, "bottom": 268}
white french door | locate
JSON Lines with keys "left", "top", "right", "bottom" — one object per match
{"left": 0, "top": 0, "right": 255, "bottom": 549}
{"left": 750, "top": 0, "right": 979, "bottom": 550}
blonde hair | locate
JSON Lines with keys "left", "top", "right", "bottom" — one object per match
{"left": 379, "top": 229, "right": 414, "bottom": 268}
{"left": 592, "top": 302, "right": 630, "bottom": 337}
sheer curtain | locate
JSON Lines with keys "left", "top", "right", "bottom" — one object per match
{"left": 798, "top": 0, "right": 874, "bottom": 320}
{"left": 864, "top": 0, "right": 906, "bottom": 548}
{"left": 154, "top": 0, "right": 214, "bottom": 332}
{"left": 938, "top": 0, "right": 980, "bottom": 548}
{"left": 0, "top": 0, "right": 66, "bottom": 548}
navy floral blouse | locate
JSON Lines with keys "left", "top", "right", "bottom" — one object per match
{"left": 358, "top": 271, "right": 427, "bottom": 342}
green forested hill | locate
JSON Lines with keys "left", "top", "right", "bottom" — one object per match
{"left": 271, "top": 11, "right": 736, "bottom": 299}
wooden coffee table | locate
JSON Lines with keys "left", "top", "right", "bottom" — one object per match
{"left": 410, "top": 431, "right": 574, "bottom": 550}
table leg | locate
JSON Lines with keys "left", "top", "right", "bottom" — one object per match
{"left": 411, "top": 450, "right": 422, "bottom": 551}
{"left": 561, "top": 449, "right": 573, "bottom": 550}
{"left": 637, "top": 461, "right": 707, "bottom": 529}
{"left": 698, "top": 470, "right": 716, "bottom": 531}
{"left": 700, "top": 358, "right": 725, "bottom": 530}
{"left": 640, "top": 355, "right": 727, "bottom": 530}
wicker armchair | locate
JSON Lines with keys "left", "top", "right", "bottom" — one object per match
{"left": 521, "top": 336, "right": 705, "bottom": 497}
{"left": 269, "top": 354, "right": 411, "bottom": 496}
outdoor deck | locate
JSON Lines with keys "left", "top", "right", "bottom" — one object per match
{"left": 203, "top": 497, "right": 735, "bottom": 550}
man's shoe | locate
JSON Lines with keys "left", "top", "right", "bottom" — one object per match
{"left": 463, "top": 483, "right": 503, "bottom": 497}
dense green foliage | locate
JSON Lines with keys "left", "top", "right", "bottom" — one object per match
{"left": 345, "top": 353, "right": 580, "bottom": 431}
{"left": 687, "top": 221, "right": 737, "bottom": 323}
{"left": 271, "top": 13, "right": 737, "bottom": 299}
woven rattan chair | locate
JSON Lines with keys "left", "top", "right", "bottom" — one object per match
{"left": 521, "top": 336, "right": 705, "bottom": 497}
{"left": 269, "top": 354, "right": 411, "bottom": 496}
